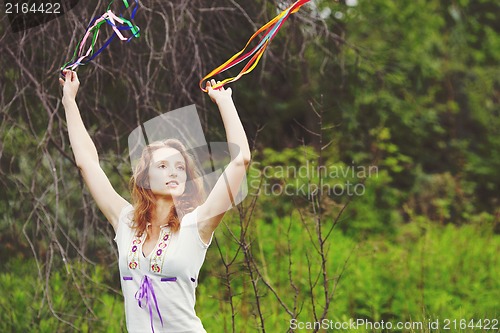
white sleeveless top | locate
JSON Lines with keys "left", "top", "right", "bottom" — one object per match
{"left": 114, "top": 204, "right": 213, "bottom": 333}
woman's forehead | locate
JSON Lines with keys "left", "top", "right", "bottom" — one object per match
{"left": 151, "top": 147, "right": 185, "bottom": 163}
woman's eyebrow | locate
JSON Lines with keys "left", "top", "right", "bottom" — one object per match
{"left": 154, "top": 159, "right": 185, "bottom": 164}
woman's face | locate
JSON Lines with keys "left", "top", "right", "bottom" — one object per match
{"left": 148, "top": 147, "right": 187, "bottom": 198}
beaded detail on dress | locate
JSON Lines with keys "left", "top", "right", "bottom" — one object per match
{"left": 127, "top": 224, "right": 171, "bottom": 274}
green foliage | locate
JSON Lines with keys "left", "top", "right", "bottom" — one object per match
{"left": 330, "top": 0, "right": 500, "bottom": 215}
{"left": 0, "top": 257, "right": 125, "bottom": 332}
{"left": 2, "top": 218, "right": 496, "bottom": 332}
{"left": 200, "top": 216, "right": 499, "bottom": 332}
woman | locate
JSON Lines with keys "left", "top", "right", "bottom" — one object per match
{"left": 59, "top": 70, "right": 251, "bottom": 332}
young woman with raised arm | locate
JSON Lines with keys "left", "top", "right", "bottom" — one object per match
{"left": 59, "top": 70, "right": 251, "bottom": 333}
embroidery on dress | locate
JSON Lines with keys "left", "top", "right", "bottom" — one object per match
{"left": 150, "top": 226, "right": 171, "bottom": 274}
{"left": 128, "top": 232, "right": 145, "bottom": 270}
{"left": 127, "top": 225, "right": 171, "bottom": 275}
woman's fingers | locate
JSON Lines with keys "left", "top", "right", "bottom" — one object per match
{"left": 61, "top": 70, "right": 78, "bottom": 82}
{"left": 67, "top": 71, "right": 80, "bottom": 85}
{"left": 205, "top": 78, "right": 231, "bottom": 94}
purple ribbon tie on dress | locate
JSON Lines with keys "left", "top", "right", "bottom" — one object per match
{"left": 135, "top": 275, "right": 164, "bottom": 333}
{"left": 161, "top": 277, "right": 177, "bottom": 282}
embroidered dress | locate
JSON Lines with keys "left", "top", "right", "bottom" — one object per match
{"left": 114, "top": 204, "right": 213, "bottom": 333}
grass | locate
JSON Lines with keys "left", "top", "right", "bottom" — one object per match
{"left": 0, "top": 218, "right": 498, "bottom": 332}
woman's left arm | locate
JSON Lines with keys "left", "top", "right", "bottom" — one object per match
{"left": 197, "top": 80, "right": 251, "bottom": 241}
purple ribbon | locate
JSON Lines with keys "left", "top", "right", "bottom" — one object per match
{"left": 135, "top": 275, "right": 164, "bottom": 333}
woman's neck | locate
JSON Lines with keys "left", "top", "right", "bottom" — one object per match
{"left": 151, "top": 196, "right": 174, "bottom": 229}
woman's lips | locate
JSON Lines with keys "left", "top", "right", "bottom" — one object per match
{"left": 166, "top": 180, "right": 179, "bottom": 188}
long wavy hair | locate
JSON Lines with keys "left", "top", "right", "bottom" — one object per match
{"left": 129, "top": 139, "right": 205, "bottom": 236}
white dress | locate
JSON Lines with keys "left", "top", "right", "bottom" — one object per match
{"left": 114, "top": 204, "right": 213, "bottom": 333}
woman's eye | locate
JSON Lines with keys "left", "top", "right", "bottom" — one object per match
{"left": 177, "top": 165, "right": 185, "bottom": 171}
{"left": 159, "top": 164, "right": 166, "bottom": 169}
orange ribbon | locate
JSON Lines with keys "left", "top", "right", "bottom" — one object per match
{"left": 200, "top": 0, "right": 310, "bottom": 92}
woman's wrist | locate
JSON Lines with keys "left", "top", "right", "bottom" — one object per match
{"left": 215, "top": 96, "right": 234, "bottom": 107}
{"left": 62, "top": 96, "right": 76, "bottom": 107}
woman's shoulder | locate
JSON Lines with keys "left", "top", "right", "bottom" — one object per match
{"left": 179, "top": 206, "right": 214, "bottom": 249}
{"left": 180, "top": 206, "right": 199, "bottom": 227}
{"left": 114, "top": 203, "right": 135, "bottom": 243}
{"left": 119, "top": 203, "right": 135, "bottom": 222}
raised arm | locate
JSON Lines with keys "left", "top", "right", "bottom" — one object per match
{"left": 59, "top": 70, "right": 128, "bottom": 231}
{"left": 197, "top": 80, "right": 251, "bottom": 242}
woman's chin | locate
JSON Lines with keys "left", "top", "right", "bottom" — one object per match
{"left": 153, "top": 190, "right": 184, "bottom": 200}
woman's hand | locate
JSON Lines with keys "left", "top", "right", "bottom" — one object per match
{"left": 59, "top": 70, "right": 80, "bottom": 102}
{"left": 206, "top": 79, "right": 232, "bottom": 104}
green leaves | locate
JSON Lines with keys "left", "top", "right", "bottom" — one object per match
{"left": 0, "top": 257, "right": 125, "bottom": 332}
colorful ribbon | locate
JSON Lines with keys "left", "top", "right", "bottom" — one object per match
{"left": 60, "top": 0, "right": 140, "bottom": 73}
{"left": 199, "top": 0, "right": 310, "bottom": 92}
{"left": 135, "top": 275, "right": 164, "bottom": 333}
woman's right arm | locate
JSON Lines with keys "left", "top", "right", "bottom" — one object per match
{"left": 60, "top": 70, "right": 128, "bottom": 231}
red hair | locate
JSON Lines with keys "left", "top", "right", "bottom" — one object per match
{"left": 129, "top": 139, "right": 205, "bottom": 236}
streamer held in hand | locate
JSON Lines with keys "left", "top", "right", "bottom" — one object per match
{"left": 60, "top": 0, "right": 140, "bottom": 74}
{"left": 199, "top": 0, "right": 310, "bottom": 92}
